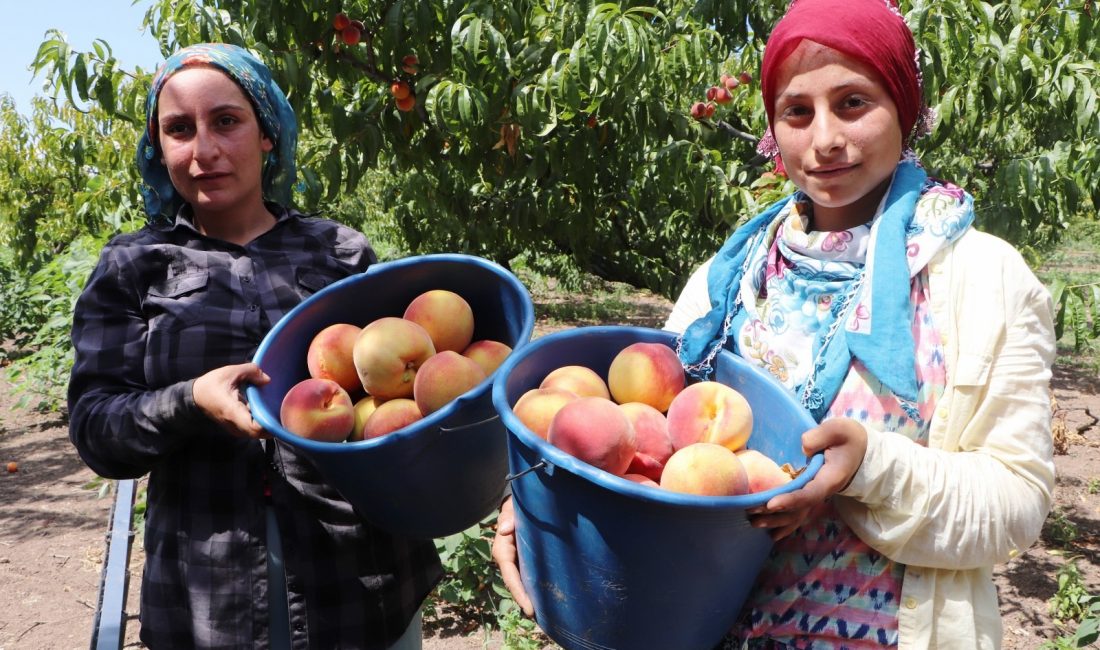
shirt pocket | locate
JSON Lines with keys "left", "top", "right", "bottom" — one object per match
{"left": 295, "top": 267, "right": 343, "bottom": 297}
{"left": 145, "top": 271, "right": 211, "bottom": 332}
{"left": 952, "top": 351, "right": 993, "bottom": 387}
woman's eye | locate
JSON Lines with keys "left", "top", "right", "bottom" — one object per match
{"left": 218, "top": 115, "right": 238, "bottom": 127}
{"left": 843, "top": 96, "right": 868, "bottom": 110}
{"left": 163, "top": 123, "right": 191, "bottom": 136}
{"left": 780, "top": 105, "right": 810, "bottom": 119}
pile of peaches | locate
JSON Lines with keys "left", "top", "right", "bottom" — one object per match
{"left": 513, "top": 342, "right": 794, "bottom": 496}
{"left": 279, "top": 289, "right": 512, "bottom": 443}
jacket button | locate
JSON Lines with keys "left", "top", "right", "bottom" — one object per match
{"left": 936, "top": 407, "right": 949, "bottom": 420}
{"left": 904, "top": 597, "right": 918, "bottom": 609}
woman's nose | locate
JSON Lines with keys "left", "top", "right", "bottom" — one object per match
{"left": 810, "top": 111, "right": 845, "bottom": 154}
{"left": 191, "top": 125, "right": 220, "bottom": 162}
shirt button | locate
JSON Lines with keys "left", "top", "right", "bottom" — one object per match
{"left": 936, "top": 407, "right": 949, "bottom": 420}
{"left": 243, "top": 276, "right": 252, "bottom": 284}
{"left": 249, "top": 304, "right": 258, "bottom": 312}
{"left": 904, "top": 597, "right": 918, "bottom": 609}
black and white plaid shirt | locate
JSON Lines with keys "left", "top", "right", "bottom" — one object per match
{"left": 68, "top": 205, "right": 442, "bottom": 649}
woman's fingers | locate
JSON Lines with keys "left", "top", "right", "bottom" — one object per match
{"left": 491, "top": 497, "right": 534, "bottom": 616}
{"left": 193, "top": 363, "right": 272, "bottom": 439}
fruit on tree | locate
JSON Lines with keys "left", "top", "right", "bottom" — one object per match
{"left": 391, "top": 80, "right": 411, "bottom": 100}
{"left": 341, "top": 26, "right": 361, "bottom": 46}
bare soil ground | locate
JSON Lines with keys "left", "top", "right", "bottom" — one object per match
{"left": 1, "top": 288, "right": 1097, "bottom": 649}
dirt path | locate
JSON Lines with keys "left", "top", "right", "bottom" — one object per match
{"left": 2, "top": 304, "right": 1098, "bottom": 649}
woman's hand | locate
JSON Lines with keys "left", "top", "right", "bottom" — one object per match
{"left": 492, "top": 496, "right": 534, "bottom": 616}
{"left": 747, "top": 417, "right": 868, "bottom": 540}
{"left": 192, "top": 362, "right": 271, "bottom": 439}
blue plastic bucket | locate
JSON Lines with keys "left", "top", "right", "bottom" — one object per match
{"left": 491, "top": 326, "right": 823, "bottom": 650}
{"left": 248, "top": 254, "right": 534, "bottom": 540}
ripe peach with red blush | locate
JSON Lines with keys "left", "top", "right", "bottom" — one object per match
{"left": 402, "top": 289, "right": 475, "bottom": 353}
{"left": 660, "top": 442, "right": 749, "bottom": 496}
{"left": 512, "top": 387, "right": 578, "bottom": 440}
{"left": 306, "top": 323, "right": 362, "bottom": 393}
{"left": 280, "top": 378, "right": 356, "bottom": 442}
{"left": 348, "top": 395, "right": 383, "bottom": 442}
{"left": 462, "top": 339, "right": 512, "bottom": 376}
{"left": 619, "top": 401, "right": 673, "bottom": 482}
{"left": 736, "top": 449, "right": 794, "bottom": 493}
{"left": 341, "top": 26, "right": 361, "bottom": 46}
{"left": 401, "top": 54, "right": 419, "bottom": 74}
{"left": 413, "top": 350, "right": 487, "bottom": 416}
{"left": 362, "top": 398, "right": 423, "bottom": 439}
{"left": 391, "top": 80, "right": 411, "bottom": 100}
{"left": 539, "top": 365, "right": 610, "bottom": 400}
{"left": 665, "top": 381, "right": 753, "bottom": 452}
{"left": 353, "top": 317, "right": 435, "bottom": 399}
{"left": 623, "top": 473, "right": 659, "bottom": 487}
{"left": 547, "top": 397, "right": 636, "bottom": 475}
{"left": 607, "top": 342, "right": 685, "bottom": 412}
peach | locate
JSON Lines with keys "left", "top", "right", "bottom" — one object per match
{"left": 620, "top": 402, "right": 673, "bottom": 482}
{"left": 736, "top": 449, "right": 794, "bottom": 493}
{"left": 362, "top": 398, "right": 423, "bottom": 439}
{"left": 623, "top": 473, "right": 659, "bottom": 487}
{"left": 306, "top": 323, "right": 362, "bottom": 393}
{"left": 413, "top": 350, "right": 487, "bottom": 416}
{"left": 353, "top": 317, "right": 435, "bottom": 399}
{"left": 279, "top": 378, "right": 355, "bottom": 442}
{"left": 462, "top": 339, "right": 512, "bottom": 376}
{"left": 547, "top": 397, "right": 636, "bottom": 475}
{"left": 347, "top": 395, "right": 382, "bottom": 442}
{"left": 607, "top": 342, "right": 685, "bottom": 412}
{"left": 665, "top": 381, "right": 753, "bottom": 452}
{"left": 539, "top": 365, "right": 610, "bottom": 400}
{"left": 402, "top": 289, "right": 475, "bottom": 353}
{"left": 512, "top": 387, "right": 578, "bottom": 440}
{"left": 660, "top": 442, "right": 749, "bottom": 497}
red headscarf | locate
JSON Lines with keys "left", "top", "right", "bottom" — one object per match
{"left": 758, "top": 0, "right": 928, "bottom": 171}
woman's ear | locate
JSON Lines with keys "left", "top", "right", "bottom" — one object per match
{"left": 261, "top": 136, "right": 274, "bottom": 153}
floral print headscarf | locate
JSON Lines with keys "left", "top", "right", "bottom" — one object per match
{"left": 137, "top": 43, "right": 298, "bottom": 220}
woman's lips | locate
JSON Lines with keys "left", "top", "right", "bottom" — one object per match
{"left": 808, "top": 164, "right": 857, "bottom": 178}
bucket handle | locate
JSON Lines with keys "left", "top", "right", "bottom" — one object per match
{"left": 438, "top": 414, "right": 500, "bottom": 433}
{"left": 505, "top": 460, "right": 549, "bottom": 483}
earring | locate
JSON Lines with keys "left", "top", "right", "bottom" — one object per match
{"left": 144, "top": 145, "right": 155, "bottom": 160}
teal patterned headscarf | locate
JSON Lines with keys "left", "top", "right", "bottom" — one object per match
{"left": 137, "top": 43, "right": 298, "bottom": 220}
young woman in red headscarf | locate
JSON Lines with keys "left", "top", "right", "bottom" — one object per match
{"left": 492, "top": 0, "right": 1056, "bottom": 648}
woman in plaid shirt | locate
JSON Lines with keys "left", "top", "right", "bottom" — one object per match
{"left": 67, "top": 44, "right": 441, "bottom": 649}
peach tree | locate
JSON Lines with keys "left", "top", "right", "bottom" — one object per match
{"left": 27, "top": 0, "right": 1100, "bottom": 303}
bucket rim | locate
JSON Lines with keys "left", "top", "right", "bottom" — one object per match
{"left": 491, "top": 325, "right": 824, "bottom": 508}
{"left": 247, "top": 253, "right": 535, "bottom": 455}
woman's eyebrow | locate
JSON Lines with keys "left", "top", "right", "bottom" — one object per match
{"left": 159, "top": 103, "right": 250, "bottom": 122}
{"left": 778, "top": 80, "right": 876, "bottom": 102}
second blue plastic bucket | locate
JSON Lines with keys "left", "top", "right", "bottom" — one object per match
{"left": 248, "top": 254, "right": 534, "bottom": 540}
{"left": 492, "top": 326, "right": 823, "bottom": 650}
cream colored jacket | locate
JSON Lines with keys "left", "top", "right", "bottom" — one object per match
{"left": 665, "top": 229, "right": 1056, "bottom": 650}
